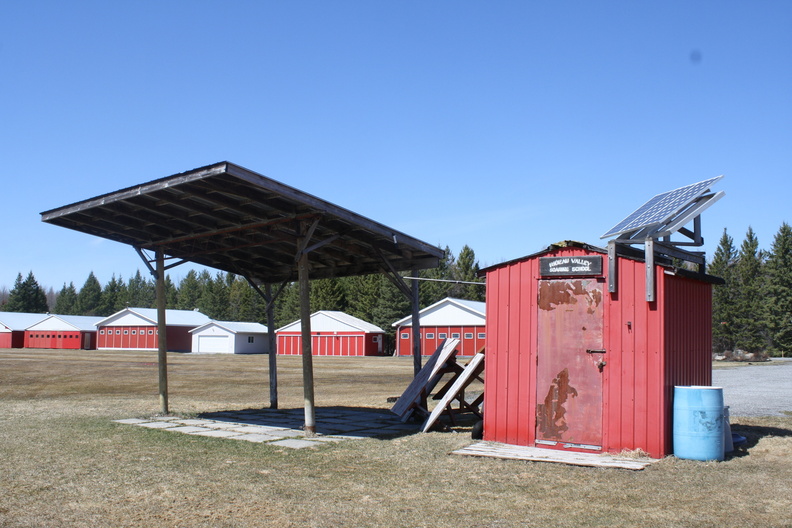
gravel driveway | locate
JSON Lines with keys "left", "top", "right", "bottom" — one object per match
{"left": 712, "top": 358, "right": 792, "bottom": 417}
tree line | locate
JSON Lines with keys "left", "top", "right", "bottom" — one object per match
{"left": 5, "top": 227, "right": 790, "bottom": 358}
{"left": 0, "top": 245, "right": 484, "bottom": 353}
{"left": 708, "top": 222, "right": 792, "bottom": 358}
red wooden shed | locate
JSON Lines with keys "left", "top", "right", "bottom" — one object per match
{"left": 96, "top": 307, "right": 211, "bottom": 352}
{"left": 480, "top": 241, "right": 722, "bottom": 459}
{"left": 276, "top": 311, "right": 385, "bottom": 356}
{"left": 0, "top": 313, "right": 49, "bottom": 348}
{"left": 24, "top": 314, "right": 101, "bottom": 350}
{"left": 392, "top": 297, "right": 486, "bottom": 357}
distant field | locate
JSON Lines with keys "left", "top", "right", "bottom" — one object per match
{"left": 1, "top": 349, "right": 790, "bottom": 527}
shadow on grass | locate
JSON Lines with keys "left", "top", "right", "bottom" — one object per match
{"left": 726, "top": 422, "right": 792, "bottom": 459}
{"left": 196, "top": 405, "right": 422, "bottom": 439}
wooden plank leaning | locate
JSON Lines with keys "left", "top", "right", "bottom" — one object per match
{"left": 421, "top": 352, "right": 485, "bottom": 433}
{"left": 390, "top": 338, "right": 460, "bottom": 422}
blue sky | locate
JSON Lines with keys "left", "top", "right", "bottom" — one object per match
{"left": 1, "top": 1, "right": 790, "bottom": 292}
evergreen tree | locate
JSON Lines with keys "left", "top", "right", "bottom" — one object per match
{"left": 370, "top": 275, "right": 410, "bottom": 355}
{"left": 764, "top": 222, "right": 792, "bottom": 357}
{"left": 344, "top": 275, "right": 380, "bottom": 322}
{"left": 708, "top": 229, "right": 738, "bottom": 353}
{"left": 164, "top": 275, "right": 179, "bottom": 308}
{"left": 451, "top": 244, "right": 485, "bottom": 301}
{"left": 5, "top": 272, "right": 49, "bottom": 313}
{"left": 274, "top": 282, "right": 300, "bottom": 328}
{"left": 197, "top": 272, "right": 230, "bottom": 319}
{"left": 227, "top": 275, "right": 263, "bottom": 322}
{"left": 98, "top": 275, "right": 128, "bottom": 316}
{"left": 732, "top": 227, "right": 767, "bottom": 353}
{"left": 177, "top": 270, "right": 203, "bottom": 311}
{"left": 75, "top": 272, "right": 102, "bottom": 315}
{"left": 127, "top": 270, "right": 155, "bottom": 308}
{"left": 310, "top": 278, "right": 346, "bottom": 312}
{"left": 419, "top": 246, "right": 454, "bottom": 307}
{"left": 54, "top": 282, "right": 79, "bottom": 315}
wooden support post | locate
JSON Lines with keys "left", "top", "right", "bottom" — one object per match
{"left": 411, "top": 272, "right": 422, "bottom": 377}
{"left": 155, "top": 248, "right": 169, "bottom": 414}
{"left": 298, "top": 251, "right": 316, "bottom": 436}
{"left": 265, "top": 283, "right": 278, "bottom": 409}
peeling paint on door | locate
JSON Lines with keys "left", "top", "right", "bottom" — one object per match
{"left": 536, "top": 368, "right": 578, "bottom": 440}
{"left": 536, "top": 279, "right": 604, "bottom": 448}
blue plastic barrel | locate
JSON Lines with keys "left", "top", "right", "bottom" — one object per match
{"left": 673, "top": 386, "right": 725, "bottom": 461}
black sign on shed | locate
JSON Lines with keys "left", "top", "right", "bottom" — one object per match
{"left": 540, "top": 256, "right": 603, "bottom": 277}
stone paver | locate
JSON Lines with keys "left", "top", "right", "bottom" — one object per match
{"left": 270, "top": 439, "right": 323, "bottom": 449}
{"left": 113, "top": 408, "right": 420, "bottom": 449}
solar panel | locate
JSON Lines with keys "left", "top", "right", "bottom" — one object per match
{"left": 601, "top": 176, "right": 723, "bottom": 239}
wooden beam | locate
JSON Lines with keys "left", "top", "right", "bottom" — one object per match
{"left": 155, "top": 248, "right": 169, "bottom": 414}
{"left": 297, "top": 225, "right": 317, "bottom": 436}
{"left": 265, "top": 283, "right": 278, "bottom": 410}
{"left": 411, "top": 272, "right": 422, "bottom": 377}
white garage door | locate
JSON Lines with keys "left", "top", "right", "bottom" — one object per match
{"left": 198, "top": 335, "right": 229, "bottom": 353}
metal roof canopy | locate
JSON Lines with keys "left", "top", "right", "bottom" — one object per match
{"left": 41, "top": 161, "right": 443, "bottom": 283}
{"left": 41, "top": 161, "right": 443, "bottom": 430}
{"left": 600, "top": 176, "right": 725, "bottom": 302}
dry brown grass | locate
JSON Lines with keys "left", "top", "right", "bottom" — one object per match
{"left": 1, "top": 349, "right": 791, "bottom": 528}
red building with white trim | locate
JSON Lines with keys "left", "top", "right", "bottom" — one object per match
{"left": 392, "top": 297, "right": 486, "bottom": 357}
{"left": 96, "top": 307, "right": 211, "bottom": 352}
{"left": 24, "top": 314, "right": 101, "bottom": 350}
{"left": 0, "top": 313, "right": 49, "bottom": 348}
{"left": 276, "top": 311, "right": 385, "bottom": 356}
{"left": 480, "top": 242, "right": 719, "bottom": 459}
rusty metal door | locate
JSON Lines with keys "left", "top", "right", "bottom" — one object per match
{"left": 536, "top": 279, "right": 605, "bottom": 450}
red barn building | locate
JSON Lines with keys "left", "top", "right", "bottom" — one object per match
{"left": 276, "top": 311, "right": 385, "bottom": 356}
{"left": 24, "top": 314, "right": 101, "bottom": 349}
{"left": 96, "top": 307, "right": 211, "bottom": 352}
{"left": 392, "top": 297, "right": 486, "bottom": 357}
{"left": 480, "top": 241, "right": 720, "bottom": 459}
{"left": 0, "top": 313, "right": 49, "bottom": 348}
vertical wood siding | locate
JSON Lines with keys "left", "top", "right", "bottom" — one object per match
{"left": 395, "top": 325, "right": 486, "bottom": 357}
{"left": 275, "top": 333, "right": 380, "bottom": 356}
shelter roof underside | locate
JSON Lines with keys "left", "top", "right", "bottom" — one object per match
{"left": 41, "top": 162, "right": 443, "bottom": 283}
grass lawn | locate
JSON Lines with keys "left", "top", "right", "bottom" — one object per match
{"left": 1, "top": 349, "right": 790, "bottom": 527}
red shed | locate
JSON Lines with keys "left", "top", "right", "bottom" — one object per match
{"left": 24, "top": 314, "right": 101, "bottom": 350}
{"left": 481, "top": 241, "right": 721, "bottom": 459}
{"left": 0, "top": 313, "right": 49, "bottom": 348}
{"left": 392, "top": 297, "right": 486, "bottom": 357}
{"left": 276, "top": 311, "right": 385, "bottom": 356}
{"left": 96, "top": 307, "right": 211, "bottom": 352}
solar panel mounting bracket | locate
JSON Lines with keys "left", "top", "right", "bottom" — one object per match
{"left": 601, "top": 177, "right": 724, "bottom": 302}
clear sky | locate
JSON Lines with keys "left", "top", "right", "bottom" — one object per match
{"left": 1, "top": 1, "right": 790, "bottom": 292}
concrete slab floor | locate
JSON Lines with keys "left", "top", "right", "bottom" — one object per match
{"left": 114, "top": 407, "right": 420, "bottom": 449}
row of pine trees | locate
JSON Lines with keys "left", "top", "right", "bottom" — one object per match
{"left": 0, "top": 245, "right": 484, "bottom": 351}
{"left": 707, "top": 223, "right": 792, "bottom": 358}
{"left": 4, "top": 226, "right": 791, "bottom": 357}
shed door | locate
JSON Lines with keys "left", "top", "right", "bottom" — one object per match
{"left": 536, "top": 279, "right": 605, "bottom": 450}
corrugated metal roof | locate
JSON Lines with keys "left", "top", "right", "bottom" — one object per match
{"left": 392, "top": 297, "right": 486, "bottom": 327}
{"left": 276, "top": 311, "right": 384, "bottom": 333}
{"left": 96, "top": 307, "right": 211, "bottom": 327}
{"left": 41, "top": 161, "right": 443, "bottom": 283}
{"left": 27, "top": 314, "right": 103, "bottom": 332}
{"left": 0, "top": 312, "right": 50, "bottom": 331}
{"left": 190, "top": 321, "right": 268, "bottom": 334}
